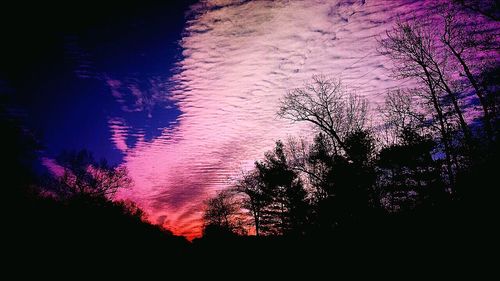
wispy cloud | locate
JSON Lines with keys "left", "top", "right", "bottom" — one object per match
{"left": 42, "top": 157, "right": 65, "bottom": 178}
{"left": 114, "top": 0, "right": 447, "bottom": 238}
{"left": 106, "top": 76, "right": 172, "bottom": 118}
{"left": 108, "top": 117, "right": 130, "bottom": 153}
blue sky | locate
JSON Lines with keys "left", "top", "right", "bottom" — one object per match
{"left": 1, "top": 1, "right": 195, "bottom": 164}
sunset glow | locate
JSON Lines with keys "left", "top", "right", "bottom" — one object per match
{"left": 4, "top": 0, "right": 498, "bottom": 241}
{"left": 111, "top": 0, "right": 475, "bottom": 239}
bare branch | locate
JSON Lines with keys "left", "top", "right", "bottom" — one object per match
{"left": 278, "top": 75, "right": 368, "bottom": 156}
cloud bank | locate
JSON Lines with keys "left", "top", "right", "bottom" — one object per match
{"left": 113, "top": 0, "right": 455, "bottom": 238}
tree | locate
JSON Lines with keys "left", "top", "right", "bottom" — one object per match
{"left": 379, "top": 89, "right": 427, "bottom": 146}
{"left": 278, "top": 75, "right": 367, "bottom": 157}
{"left": 377, "top": 128, "right": 443, "bottom": 213}
{"left": 344, "top": 130, "right": 376, "bottom": 167}
{"left": 377, "top": 89, "right": 448, "bottom": 212}
{"left": 278, "top": 77, "right": 379, "bottom": 232}
{"left": 382, "top": 17, "right": 472, "bottom": 140}
{"left": 52, "top": 149, "right": 131, "bottom": 199}
{"left": 330, "top": 130, "right": 377, "bottom": 224}
{"left": 305, "top": 133, "right": 336, "bottom": 202}
{"left": 202, "top": 190, "right": 245, "bottom": 237}
{"left": 379, "top": 17, "right": 461, "bottom": 185}
{"left": 255, "top": 141, "right": 309, "bottom": 235}
{"left": 439, "top": 5, "right": 497, "bottom": 139}
{"left": 235, "top": 170, "right": 268, "bottom": 236}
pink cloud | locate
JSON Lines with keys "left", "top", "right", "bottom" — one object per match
{"left": 108, "top": 118, "right": 129, "bottom": 153}
{"left": 110, "top": 0, "right": 497, "bottom": 239}
{"left": 41, "top": 157, "right": 65, "bottom": 178}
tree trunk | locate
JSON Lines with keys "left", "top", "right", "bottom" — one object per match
{"left": 445, "top": 42, "right": 493, "bottom": 139}
{"left": 423, "top": 67, "right": 456, "bottom": 187}
{"left": 432, "top": 62, "right": 472, "bottom": 144}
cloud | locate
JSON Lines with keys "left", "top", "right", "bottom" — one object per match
{"left": 41, "top": 157, "right": 65, "bottom": 177}
{"left": 114, "top": 0, "right": 454, "bottom": 239}
{"left": 106, "top": 75, "right": 172, "bottom": 118}
{"left": 108, "top": 117, "right": 129, "bottom": 153}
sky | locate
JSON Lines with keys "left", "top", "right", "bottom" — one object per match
{"left": 1, "top": 0, "right": 496, "bottom": 239}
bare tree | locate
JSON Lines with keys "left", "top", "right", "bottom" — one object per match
{"left": 380, "top": 89, "right": 428, "bottom": 145}
{"left": 284, "top": 136, "right": 324, "bottom": 190}
{"left": 387, "top": 18, "right": 472, "bottom": 142}
{"left": 235, "top": 170, "right": 267, "bottom": 236}
{"left": 278, "top": 75, "right": 368, "bottom": 157}
{"left": 379, "top": 18, "right": 458, "bottom": 184}
{"left": 203, "top": 190, "right": 245, "bottom": 236}
{"left": 54, "top": 150, "right": 131, "bottom": 199}
{"left": 440, "top": 7, "right": 496, "bottom": 138}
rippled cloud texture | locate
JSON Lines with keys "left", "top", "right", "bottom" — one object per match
{"left": 115, "top": 0, "right": 443, "bottom": 238}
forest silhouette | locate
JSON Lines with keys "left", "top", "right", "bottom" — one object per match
{"left": 2, "top": 0, "right": 498, "bottom": 269}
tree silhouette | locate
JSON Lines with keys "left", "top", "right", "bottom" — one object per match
{"left": 379, "top": 17, "right": 464, "bottom": 186}
{"left": 329, "top": 130, "right": 377, "bottom": 227}
{"left": 51, "top": 149, "right": 131, "bottom": 199}
{"left": 3, "top": 0, "right": 500, "bottom": 265}
{"left": 203, "top": 190, "right": 246, "bottom": 238}
{"left": 278, "top": 75, "right": 367, "bottom": 157}
{"left": 1, "top": 105, "right": 188, "bottom": 263}
{"left": 379, "top": 89, "right": 427, "bottom": 146}
{"left": 306, "top": 133, "right": 336, "bottom": 202}
{"left": 255, "top": 141, "right": 309, "bottom": 235}
{"left": 438, "top": 4, "right": 499, "bottom": 139}
{"left": 381, "top": 17, "right": 472, "bottom": 143}
{"left": 377, "top": 128, "right": 443, "bottom": 212}
{"left": 235, "top": 170, "right": 268, "bottom": 236}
